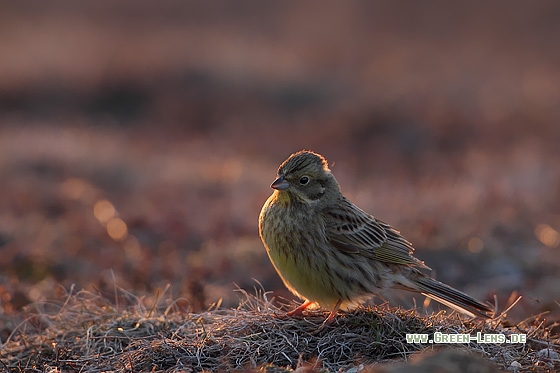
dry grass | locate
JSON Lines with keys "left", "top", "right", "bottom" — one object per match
{"left": 1, "top": 285, "right": 558, "bottom": 372}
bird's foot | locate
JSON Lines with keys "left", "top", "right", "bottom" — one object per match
{"left": 286, "top": 300, "right": 313, "bottom": 317}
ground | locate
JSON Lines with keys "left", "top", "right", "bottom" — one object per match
{"left": 1, "top": 2, "right": 560, "bottom": 371}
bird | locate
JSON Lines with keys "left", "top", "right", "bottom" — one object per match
{"left": 258, "top": 150, "right": 493, "bottom": 325}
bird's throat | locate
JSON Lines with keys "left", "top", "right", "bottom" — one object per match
{"left": 274, "top": 190, "right": 294, "bottom": 206}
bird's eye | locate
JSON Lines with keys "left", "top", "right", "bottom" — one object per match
{"left": 299, "top": 176, "right": 310, "bottom": 185}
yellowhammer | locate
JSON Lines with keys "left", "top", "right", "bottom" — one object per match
{"left": 259, "top": 150, "right": 492, "bottom": 324}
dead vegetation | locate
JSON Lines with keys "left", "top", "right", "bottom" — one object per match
{"left": 1, "top": 3, "right": 560, "bottom": 372}
{"left": 1, "top": 285, "right": 558, "bottom": 372}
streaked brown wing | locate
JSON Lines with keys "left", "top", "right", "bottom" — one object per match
{"left": 324, "top": 197, "right": 429, "bottom": 268}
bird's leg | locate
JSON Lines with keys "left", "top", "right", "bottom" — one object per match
{"left": 321, "top": 299, "right": 343, "bottom": 327}
{"left": 286, "top": 300, "right": 313, "bottom": 317}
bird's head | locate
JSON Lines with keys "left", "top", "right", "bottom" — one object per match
{"left": 270, "top": 150, "right": 340, "bottom": 204}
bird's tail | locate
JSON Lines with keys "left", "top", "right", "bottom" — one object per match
{"left": 411, "top": 276, "right": 493, "bottom": 318}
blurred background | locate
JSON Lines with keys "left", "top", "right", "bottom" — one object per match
{"left": 1, "top": 1, "right": 559, "bottom": 330}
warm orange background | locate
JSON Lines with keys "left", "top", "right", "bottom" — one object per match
{"left": 1, "top": 2, "right": 559, "bottom": 330}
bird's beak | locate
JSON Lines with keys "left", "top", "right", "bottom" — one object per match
{"left": 270, "top": 176, "right": 290, "bottom": 190}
